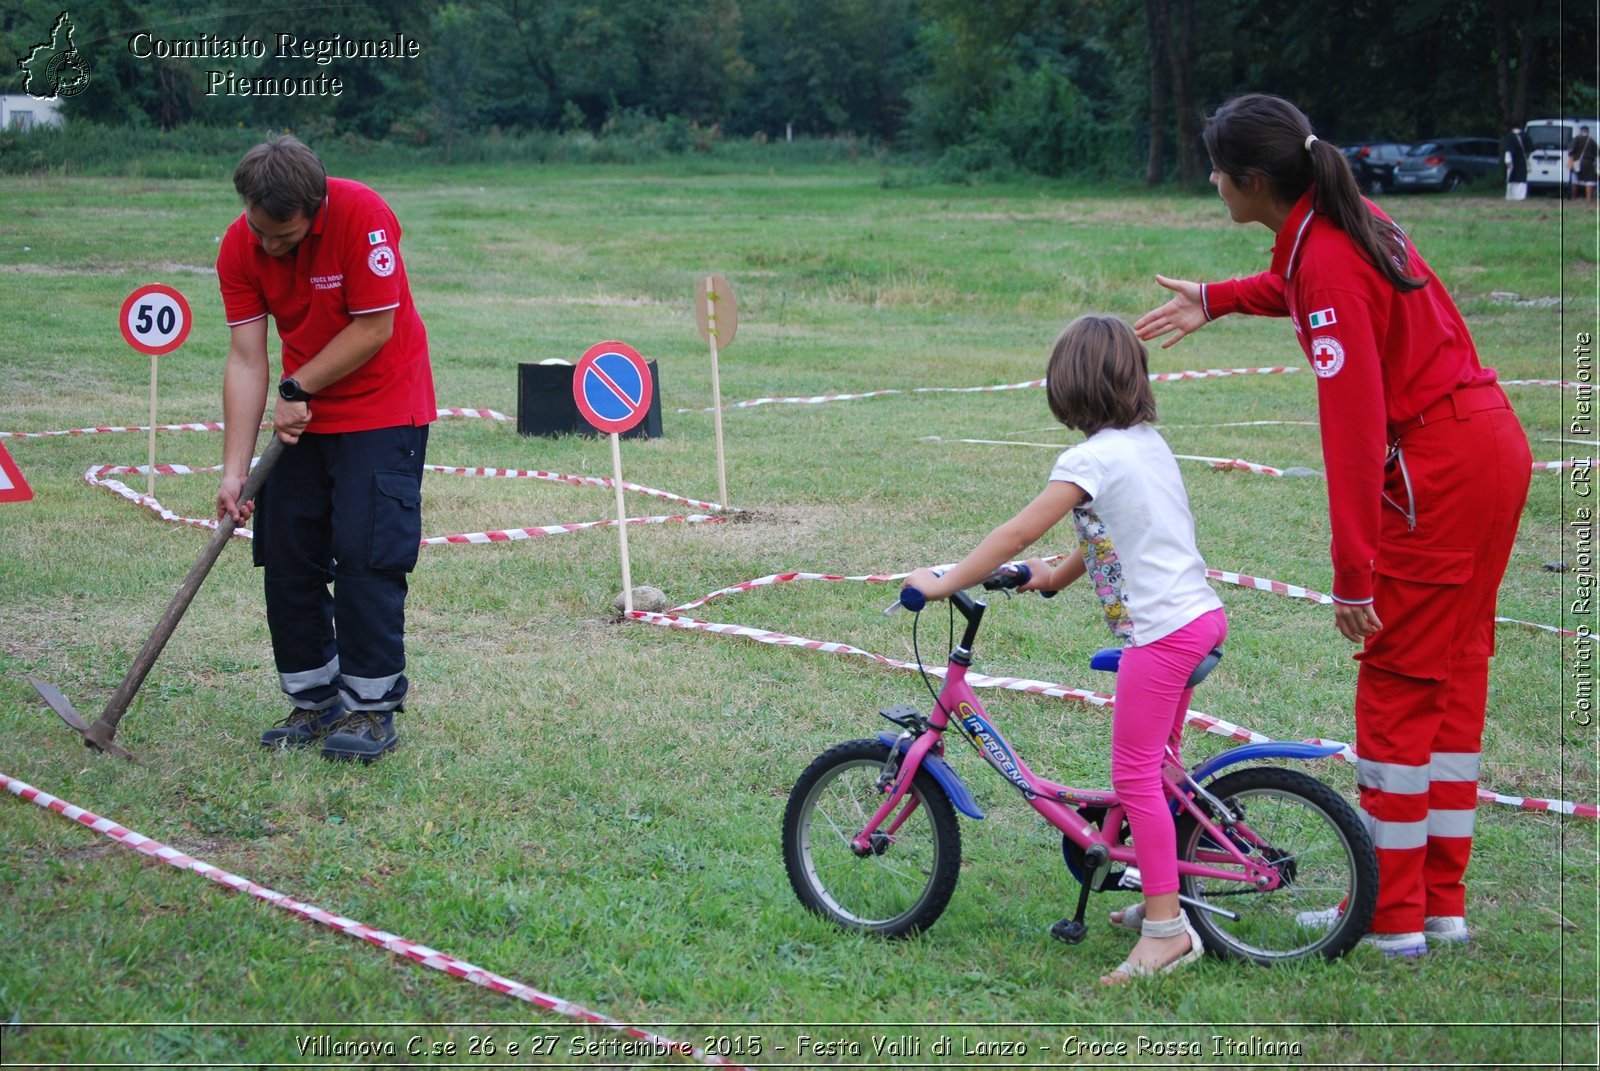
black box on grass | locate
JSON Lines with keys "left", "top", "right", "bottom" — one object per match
{"left": 516, "top": 360, "right": 663, "bottom": 439}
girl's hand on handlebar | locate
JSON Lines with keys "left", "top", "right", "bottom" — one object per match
{"left": 902, "top": 567, "right": 950, "bottom": 603}
{"left": 1020, "top": 557, "right": 1058, "bottom": 593}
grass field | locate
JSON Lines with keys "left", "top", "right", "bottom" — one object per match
{"left": 0, "top": 155, "right": 1595, "bottom": 1068}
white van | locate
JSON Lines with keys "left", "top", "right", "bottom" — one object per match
{"left": 1524, "top": 118, "right": 1600, "bottom": 192}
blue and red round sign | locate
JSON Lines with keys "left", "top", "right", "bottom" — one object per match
{"left": 572, "top": 341, "right": 653, "bottom": 435}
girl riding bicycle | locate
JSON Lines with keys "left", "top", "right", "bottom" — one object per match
{"left": 904, "top": 314, "right": 1226, "bottom": 985}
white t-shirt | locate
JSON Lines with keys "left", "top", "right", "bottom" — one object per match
{"left": 1049, "top": 423, "right": 1222, "bottom": 646}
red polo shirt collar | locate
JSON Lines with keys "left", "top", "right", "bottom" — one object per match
{"left": 1270, "top": 188, "right": 1318, "bottom": 281}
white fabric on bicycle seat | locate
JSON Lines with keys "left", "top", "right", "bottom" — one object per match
{"left": 1050, "top": 423, "right": 1222, "bottom": 646}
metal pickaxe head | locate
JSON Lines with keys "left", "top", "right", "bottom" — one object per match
{"left": 27, "top": 675, "right": 139, "bottom": 762}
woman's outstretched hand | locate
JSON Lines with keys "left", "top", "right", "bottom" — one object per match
{"left": 1133, "top": 275, "right": 1208, "bottom": 349}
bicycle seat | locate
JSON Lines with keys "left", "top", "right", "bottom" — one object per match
{"left": 1089, "top": 647, "right": 1224, "bottom": 689}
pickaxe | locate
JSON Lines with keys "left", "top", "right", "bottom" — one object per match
{"left": 28, "top": 435, "right": 285, "bottom": 761}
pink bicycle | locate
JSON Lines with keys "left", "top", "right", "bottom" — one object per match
{"left": 782, "top": 565, "right": 1378, "bottom": 964}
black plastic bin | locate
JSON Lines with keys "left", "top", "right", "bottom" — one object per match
{"left": 516, "top": 360, "right": 663, "bottom": 439}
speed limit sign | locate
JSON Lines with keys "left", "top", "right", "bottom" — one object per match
{"left": 119, "top": 283, "right": 192, "bottom": 356}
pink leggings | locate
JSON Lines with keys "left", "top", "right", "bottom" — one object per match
{"left": 1111, "top": 607, "right": 1228, "bottom": 897}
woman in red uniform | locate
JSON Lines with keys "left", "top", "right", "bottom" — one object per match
{"left": 1135, "top": 93, "right": 1531, "bottom": 957}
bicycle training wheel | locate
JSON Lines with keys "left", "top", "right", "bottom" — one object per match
{"left": 1175, "top": 766, "right": 1377, "bottom": 964}
{"left": 782, "top": 738, "right": 962, "bottom": 938}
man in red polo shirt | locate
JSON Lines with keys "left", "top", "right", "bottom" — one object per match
{"left": 215, "top": 135, "right": 435, "bottom": 763}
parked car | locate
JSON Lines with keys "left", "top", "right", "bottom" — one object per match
{"left": 1392, "top": 138, "right": 1503, "bottom": 192}
{"left": 1523, "top": 118, "right": 1600, "bottom": 193}
{"left": 1342, "top": 141, "right": 1411, "bottom": 194}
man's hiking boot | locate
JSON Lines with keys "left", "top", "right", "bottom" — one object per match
{"left": 260, "top": 704, "right": 344, "bottom": 749}
{"left": 320, "top": 709, "right": 399, "bottom": 764}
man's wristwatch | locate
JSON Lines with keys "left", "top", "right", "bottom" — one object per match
{"left": 278, "top": 377, "right": 313, "bottom": 403}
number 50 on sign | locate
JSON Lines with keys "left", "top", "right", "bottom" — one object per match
{"left": 120, "top": 283, "right": 192, "bottom": 356}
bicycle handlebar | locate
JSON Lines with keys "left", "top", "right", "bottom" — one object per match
{"left": 892, "top": 562, "right": 1054, "bottom": 615}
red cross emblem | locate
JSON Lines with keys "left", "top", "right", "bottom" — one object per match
{"left": 1310, "top": 335, "right": 1345, "bottom": 378}
{"left": 367, "top": 244, "right": 396, "bottom": 277}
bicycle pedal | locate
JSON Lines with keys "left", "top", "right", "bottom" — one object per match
{"left": 1050, "top": 917, "right": 1089, "bottom": 944}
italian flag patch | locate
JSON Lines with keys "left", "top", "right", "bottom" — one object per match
{"left": 1308, "top": 307, "right": 1337, "bottom": 329}
{"left": 367, "top": 229, "right": 387, "bottom": 245}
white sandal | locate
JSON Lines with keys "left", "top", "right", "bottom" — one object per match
{"left": 1109, "top": 902, "right": 1145, "bottom": 932}
{"left": 1102, "top": 913, "right": 1204, "bottom": 983}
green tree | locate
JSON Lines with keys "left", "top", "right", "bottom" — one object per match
{"left": 730, "top": 0, "right": 918, "bottom": 139}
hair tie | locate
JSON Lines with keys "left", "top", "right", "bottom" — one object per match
{"left": 1304, "top": 134, "right": 1318, "bottom": 151}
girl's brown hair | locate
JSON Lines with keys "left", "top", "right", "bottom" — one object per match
{"left": 232, "top": 134, "right": 327, "bottom": 222}
{"left": 1046, "top": 314, "right": 1157, "bottom": 437}
{"left": 1203, "top": 93, "right": 1424, "bottom": 293}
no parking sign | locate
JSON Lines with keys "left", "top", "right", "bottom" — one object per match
{"left": 572, "top": 341, "right": 654, "bottom": 435}
{"left": 572, "top": 341, "right": 654, "bottom": 614}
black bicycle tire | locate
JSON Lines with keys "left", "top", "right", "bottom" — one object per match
{"left": 1175, "top": 765, "right": 1378, "bottom": 964}
{"left": 782, "top": 738, "right": 962, "bottom": 938}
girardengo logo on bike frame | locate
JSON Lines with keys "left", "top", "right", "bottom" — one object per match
{"left": 958, "top": 702, "right": 1031, "bottom": 793}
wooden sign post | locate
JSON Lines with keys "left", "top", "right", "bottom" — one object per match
{"left": 694, "top": 273, "right": 738, "bottom": 507}
{"left": 571, "top": 341, "right": 656, "bottom": 614}
{"left": 118, "top": 284, "right": 192, "bottom": 497}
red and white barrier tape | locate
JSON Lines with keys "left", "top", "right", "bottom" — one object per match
{"left": 1177, "top": 455, "right": 1288, "bottom": 476}
{"left": 1206, "top": 568, "right": 1331, "bottom": 605}
{"left": 923, "top": 437, "right": 1299, "bottom": 476}
{"left": 659, "top": 565, "right": 1569, "bottom": 638}
{"left": 0, "top": 771, "right": 747, "bottom": 1069}
{"left": 626, "top": 570, "right": 1593, "bottom": 818}
{"left": 435, "top": 407, "right": 512, "bottom": 421}
{"left": 85, "top": 470, "right": 225, "bottom": 534}
{"left": 1149, "top": 366, "right": 1300, "bottom": 381}
{"left": 932, "top": 437, "right": 1574, "bottom": 476}
{"left": 679, "top": 368, "right": 1305, "bottom": 413}
{"left": 423, "top": 514, "right": 722, "bottom": 545}
{"left": 423, "top": 465, "right": 736, "bottom": 514}
{"left": 0, "top": 421, "right": 227, "bottom": 439}
{"left": 84, "top": 466, "right": 728, "bottom": 544}
{"left": 1202, "top": 568, "right": 1573, "bottom": 635}
{"left": 1, "top": 407, "right": 508, "bottom": 441}
{"left": 670, "top": 569, "right": 909, "bottom": 613}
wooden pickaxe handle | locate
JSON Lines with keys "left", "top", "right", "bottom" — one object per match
{"left": 84, "top": 435, "right": 286, "bottom": 750}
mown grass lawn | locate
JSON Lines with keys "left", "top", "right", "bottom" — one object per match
{"left": 0, "top": 155, "right": 1594, "bottom": 1067}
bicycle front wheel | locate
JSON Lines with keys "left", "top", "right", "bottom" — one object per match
{"left": 782, "top": 738, "right": 962, "bottom": 938}
{"left": 1176, "top": 766, "right": 1377, "bottom": 964}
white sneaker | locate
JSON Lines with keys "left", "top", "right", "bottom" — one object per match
{"left": 1423, "top": 915, "right": 1469, "bottom": 945}
{"left": 1295, "top": 906, "right": 1342, "bottom": 930}
{"left": 1361, "top": 931, "right": 1428, "bottom": 957}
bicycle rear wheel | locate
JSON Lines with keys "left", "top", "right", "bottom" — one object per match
{"left": 1175, "top": 766, "right": 1377, "bottom": 964}
{"left": 782, "top": 738, "right": 962, "bottom": 938}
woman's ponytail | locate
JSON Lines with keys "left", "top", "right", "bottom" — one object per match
{"left": 1206, "top": 94, "right": 1425, "bottom": 293}
{"left": 1307, "top": 136, "right": 1425, "bottom": 292}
